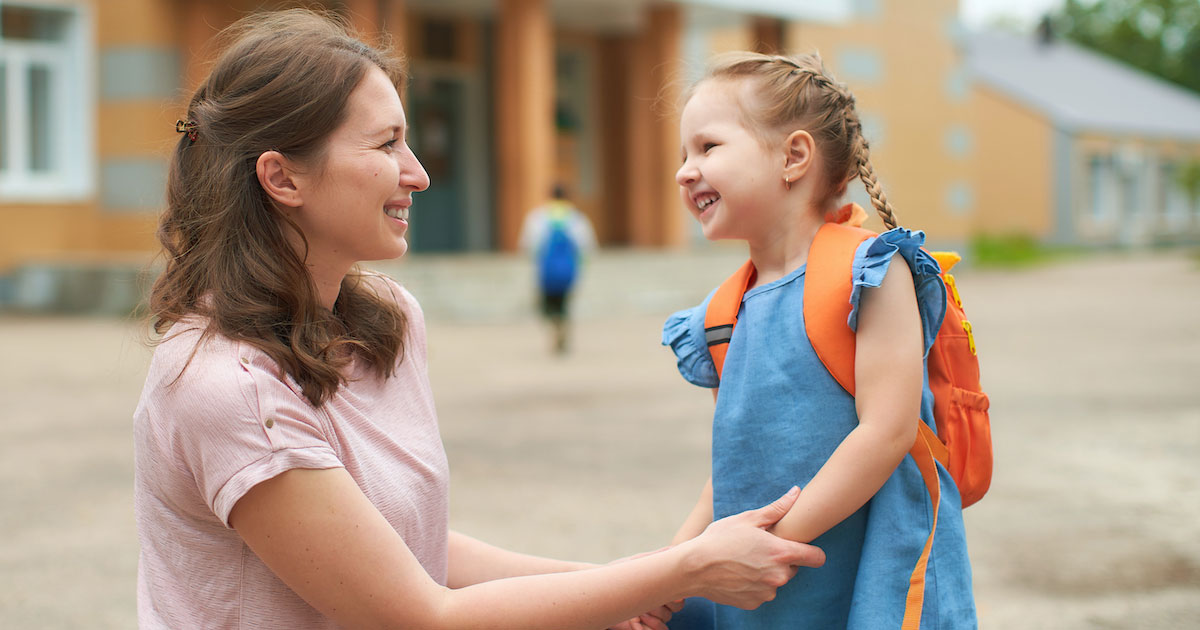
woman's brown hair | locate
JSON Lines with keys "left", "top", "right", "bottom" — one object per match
{"left": 691, "top": 51, "right": 899, "bottom": 229}
{"left": 151, "top": 8, "right": 408, "bottom": 406}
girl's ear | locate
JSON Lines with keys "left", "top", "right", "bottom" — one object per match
{"left": 783, "top": 129, "right": 816, "bottom": 183}
{"left": 256, "top": 151, "right": 304, "bottom": 208}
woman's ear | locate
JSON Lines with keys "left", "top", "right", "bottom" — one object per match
{"left": 256, "top": 151, "right": 303, "bottom": 208}
{"left": 783, "top": 130, "right": 815, "bottom": 183}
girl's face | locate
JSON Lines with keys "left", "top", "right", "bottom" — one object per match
{"left": 676, "top": 80, "right": 784, "bottom": 243}
{"left": 290, "top": 65, "right": 430, "bottom": 277}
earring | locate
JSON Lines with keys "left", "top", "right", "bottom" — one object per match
{"left": 783, "top": 158, "right": 792, "bottom": 191}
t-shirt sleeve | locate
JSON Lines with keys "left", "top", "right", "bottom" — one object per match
{"left": 160, "top": 340, "right": 343, "bottom": 527}
{"left": 661, "top": 290, "right": 720, "bottom": 389}
{"left": 847, "top": 227, "right": 947, "bottom": 357}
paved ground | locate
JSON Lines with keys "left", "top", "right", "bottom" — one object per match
{"left": 1, "top": 250, "right": 1198, "bottom": 628}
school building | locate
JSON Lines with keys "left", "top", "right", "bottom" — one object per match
{"left": 2, "top": 0, "right": 1199, "bottom": 312}
{"left": 964, "top": 28, "right": 1200, "bottom": 247}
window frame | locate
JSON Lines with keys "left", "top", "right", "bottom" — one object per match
{"left": 0, "top": 1, "right": 94, "bottom": 203}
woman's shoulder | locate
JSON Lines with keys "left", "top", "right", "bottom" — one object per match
{"left": 356, "top": 270, "right": 420, "bottom": 311}
{"left": 145, "top": 319, "right": 283, "bottom": 414}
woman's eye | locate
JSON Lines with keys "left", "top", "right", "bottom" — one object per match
{"left": 382, "top": 139, "right": 398, "bottom": 150}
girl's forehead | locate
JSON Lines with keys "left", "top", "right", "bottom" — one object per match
{"left": 682, "top": 79, "right": 759, "bottom": 132}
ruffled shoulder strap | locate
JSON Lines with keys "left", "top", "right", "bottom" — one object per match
{"left": 661, "top": 290, "right": 720, "bottom": 389}
{"left": 847, "top": 227, "right": 947, "bottom": 356}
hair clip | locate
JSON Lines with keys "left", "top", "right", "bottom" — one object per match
{"left": 175, "top": 119, "right": 198, "bottom": 142}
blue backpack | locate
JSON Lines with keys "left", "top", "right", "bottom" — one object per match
{"left": 538, "top": 218, "right": 578, "bottom": 295}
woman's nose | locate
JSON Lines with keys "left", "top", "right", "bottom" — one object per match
{"left": 400, "top": 146, "right": 430, "bottom": 192}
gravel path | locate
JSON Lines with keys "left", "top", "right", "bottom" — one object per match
{"left": 1, "top": 251, "right": 1197, "bottom": 628}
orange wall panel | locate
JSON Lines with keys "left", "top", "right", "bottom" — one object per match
{"left": 98, "top": 102, "right": 179, "bottom": 158}
{"left": 96, "top": 0, "right": 180, "bottom": 47}
{"left": 970, "top": 88, "right": 1053, "bottom": 237}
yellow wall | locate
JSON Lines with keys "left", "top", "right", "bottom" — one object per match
{"left": 790, "top": 0, "right": 972, "bottom": 241}
{"left": 0, "top": 0, "right": 167, "bottom": 271}
{"left": 970, "top": 87, "right": 1054, "bottom": 237}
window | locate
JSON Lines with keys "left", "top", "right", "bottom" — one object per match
{"left": 1088, "top": 155, "right": 1118, "bottom": 224}
{"left": 0, "top": 3, "right": 92, "bottom": 201}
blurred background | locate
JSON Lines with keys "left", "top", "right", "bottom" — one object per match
{"left": 1, "top": 0, "right": 1199, "bottom": 628}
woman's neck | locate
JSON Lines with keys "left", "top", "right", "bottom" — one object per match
{"left": 305, "top": 257, "right": 349, "bottom": 311}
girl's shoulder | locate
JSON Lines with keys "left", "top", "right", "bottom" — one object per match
{"left": 848, "top": 227, "right": 947, "bottom": 351}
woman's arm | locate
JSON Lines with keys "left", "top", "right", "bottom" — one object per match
{"left": 447, "top": 531, "right": 592, "bottom": 588}
{"left": 769, "top": 258, "right": 923, "bottom": 543}
{"left": 231, "top": 467, "right": 823, "bottom": 630}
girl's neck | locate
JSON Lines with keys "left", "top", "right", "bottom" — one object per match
{"left": 747, "top": 206, "right": 826, "bottom": 288}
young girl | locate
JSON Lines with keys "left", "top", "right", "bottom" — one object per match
{"left": 133, "top": 13, "right": 825, "bottom": 629}
{"left": 663, "top": 52, "right": 977, "bottom": 628}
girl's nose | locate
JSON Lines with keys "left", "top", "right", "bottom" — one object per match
{"left": 676, "top": 160, "right": 697, "bottom": 186}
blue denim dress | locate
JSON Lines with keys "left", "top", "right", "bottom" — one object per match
{"left": 663, "top": 229, "right": 977, "bottom": 629}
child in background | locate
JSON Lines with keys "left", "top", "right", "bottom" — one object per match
{"left": 663, "top": 52, "right": 977, "bottom": 628}
{"left": 519, "top": 184, "right": 596, "bottom": 354}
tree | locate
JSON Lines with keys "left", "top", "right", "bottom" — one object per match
{"left": 1054, "top": 0, "right": 1200, "bottom": 94}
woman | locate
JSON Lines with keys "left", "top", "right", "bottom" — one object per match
{"left": 134, "top": 9, "right": 823, "bottom": 629}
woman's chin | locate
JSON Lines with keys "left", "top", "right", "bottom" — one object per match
{"left": 376, "top": 238, "right": 409, "bottom": 261}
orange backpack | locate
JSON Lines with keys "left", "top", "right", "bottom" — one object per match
{"left": 703, "top": 219, "right": 992, "bottom": 629}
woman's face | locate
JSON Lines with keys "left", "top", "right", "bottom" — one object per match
{"left": 290, "top": 65, "right": 429, "bottom": 277}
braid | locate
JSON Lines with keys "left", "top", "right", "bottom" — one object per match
{"left": 852, "top": 133, "right": 898, "bottom": 229}
{"left": 817, "top": 68, "right": 899, "bottom": 230}
{"left": 696, "top": 51, "right": 900, "bottom": 230}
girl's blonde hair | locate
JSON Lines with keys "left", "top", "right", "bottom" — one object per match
{"left": 693, "top": 51, "right": 898, "bottom": 229}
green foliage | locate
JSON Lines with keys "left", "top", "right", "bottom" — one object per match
{"left": 970, "top": 234, "right": 1046, "bottom": 267}
{"left": 1177, "top": 159, "right": 1200, "bottom": 202}
{"left": 1054, "top": 0, "right": 1200, "bottom": 94}
{"left": 968, "top": 234, "right": 1085, "bottom": 268}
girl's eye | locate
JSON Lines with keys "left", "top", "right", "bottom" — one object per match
{"left": 703, "top": 142, "right": 717, "bottom": 152}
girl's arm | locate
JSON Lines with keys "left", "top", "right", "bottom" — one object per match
{"left": 769, "top": 258, "right": 923, "bottom": 543}
{"left": 671, "top": 477, "right": 714, "bottom": 545}
{"left": 671, "top": 387, "right": 719, "bottom": 545}
{"left": 230, "top": 466, "right": 823, "bottom": 630}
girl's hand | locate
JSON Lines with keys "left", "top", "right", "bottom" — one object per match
{"left": 608, "top": 598, "right": 684, "bottom": 630}
{"left": 679, "top": 487, "right": 825, "bottom": 609}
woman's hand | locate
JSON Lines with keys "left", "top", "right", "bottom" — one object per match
{"left": 679, "top": 487, "right": 825, "bottom": 609}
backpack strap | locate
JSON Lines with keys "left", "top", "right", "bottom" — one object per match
{"left": 804, "top": 222, "right": 947, "bottom": 630}
{"left": 802, "top": 223, "right": 875, "bottom": 394}
{"left": 703, "top": 260, "right": 755, "bottom": 381}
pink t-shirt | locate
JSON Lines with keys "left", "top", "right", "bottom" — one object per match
{"left": 133, "top": 278, "right": 449, "bottom": 629}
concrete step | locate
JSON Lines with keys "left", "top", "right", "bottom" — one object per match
{"left": 1, "top": 245, "right": 750, "bottom": 321}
